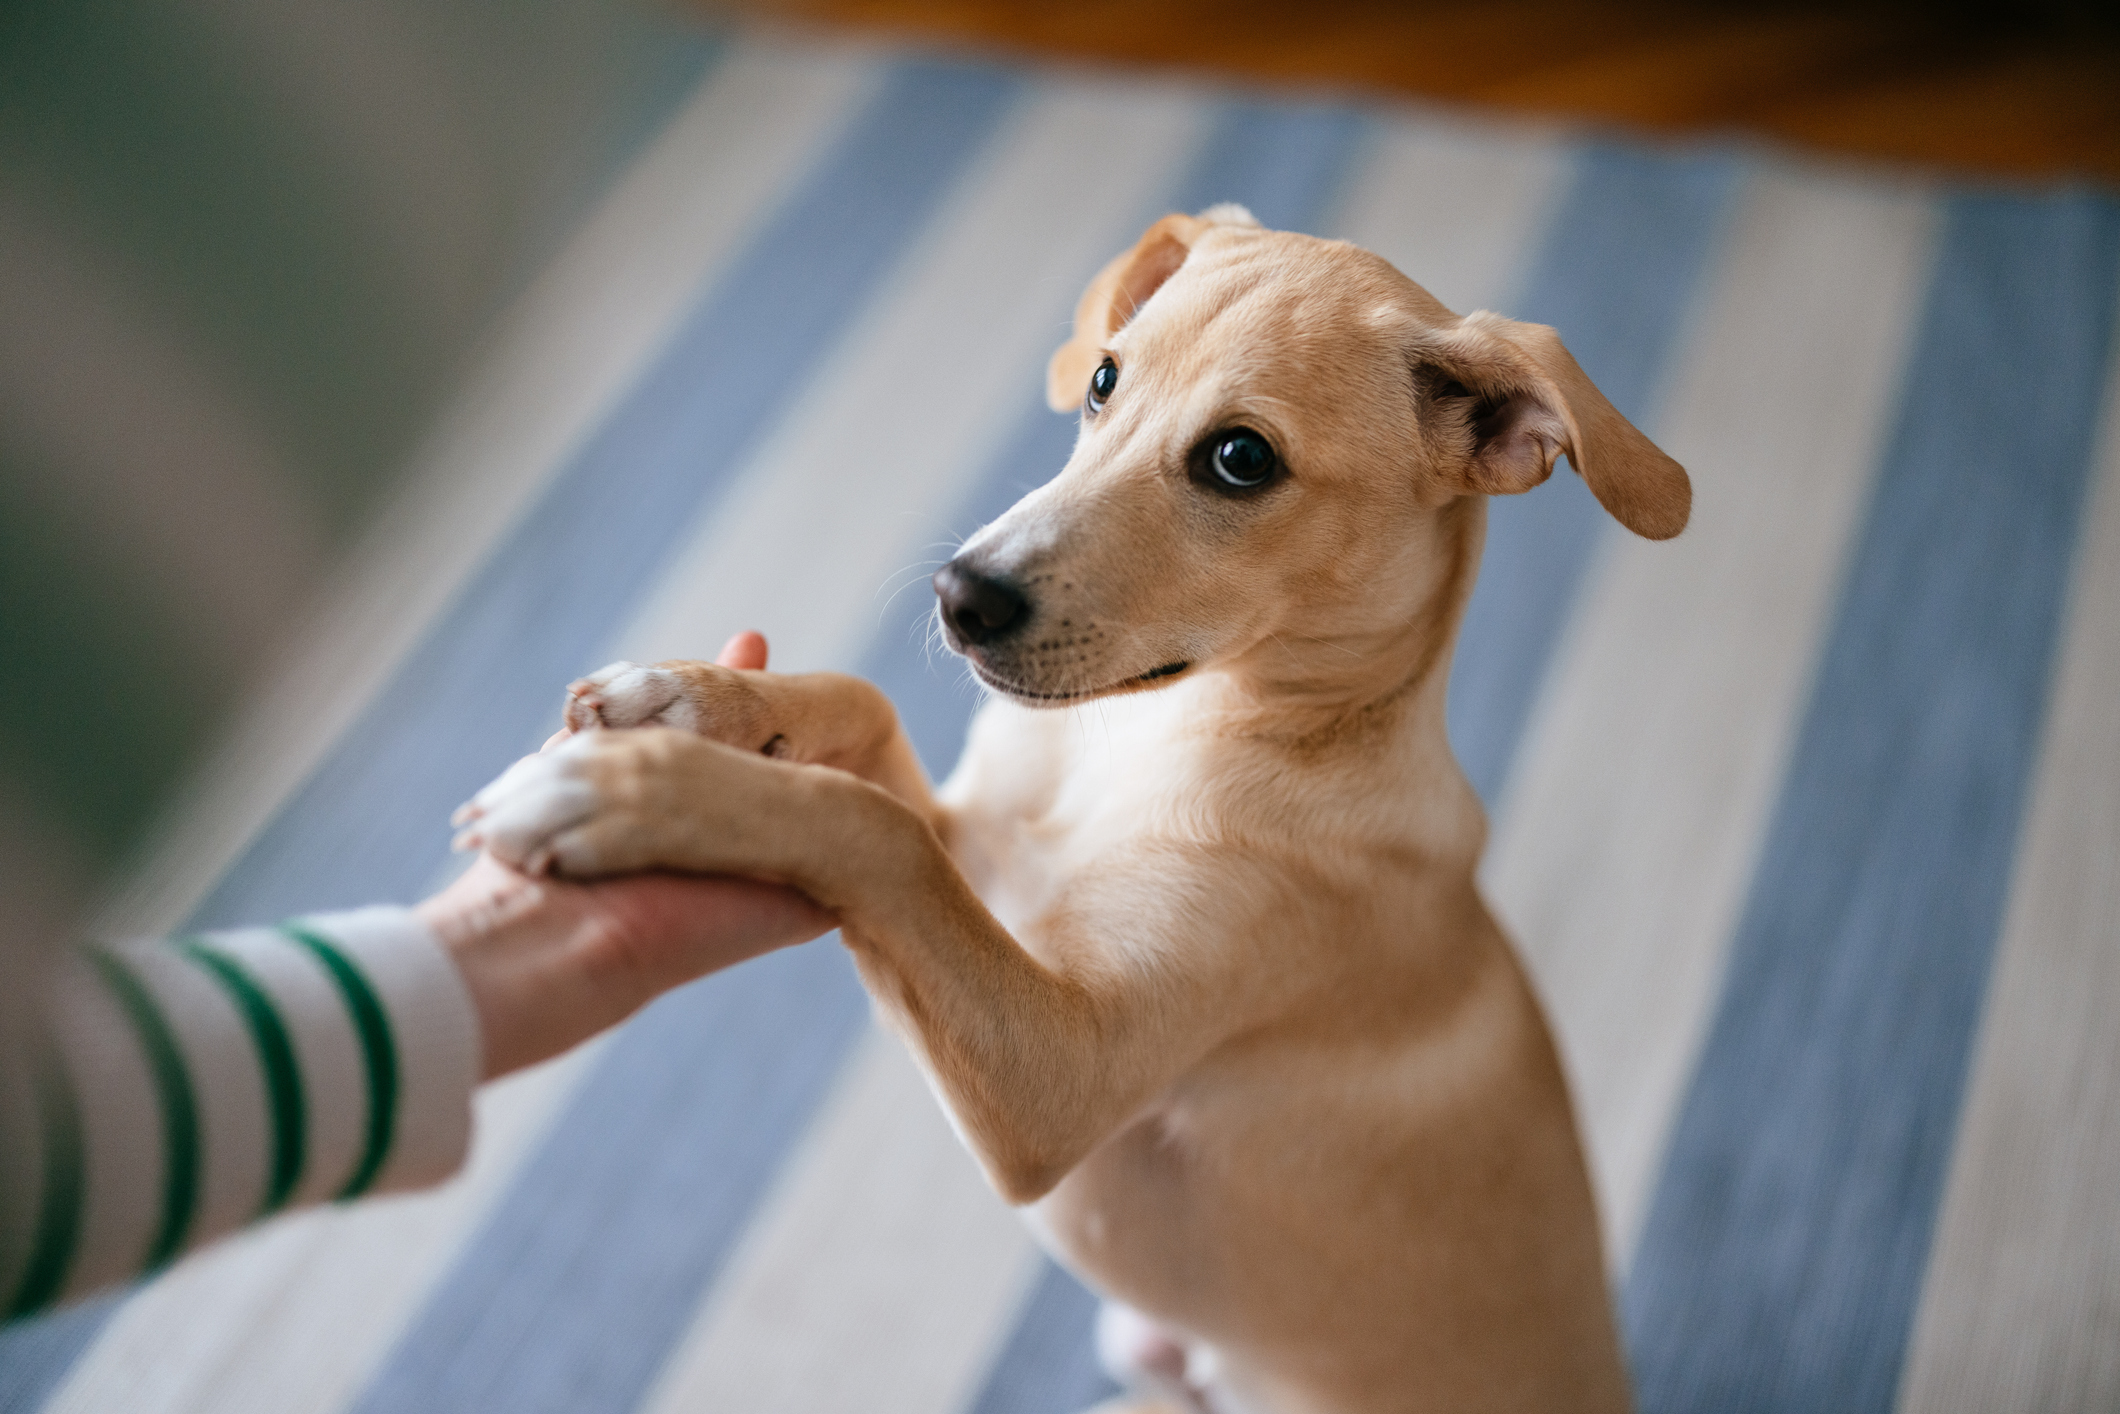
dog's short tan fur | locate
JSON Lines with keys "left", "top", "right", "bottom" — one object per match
{"left": 460, "top": 206, "right": 1689, "bottom": 1413}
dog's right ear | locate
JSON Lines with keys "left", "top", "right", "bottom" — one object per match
{"left": 1410, "top": 311, "right": 1691, "bottom": 540}
{"left": 1046, "top": 212, "right": 1214, "bottom": 412}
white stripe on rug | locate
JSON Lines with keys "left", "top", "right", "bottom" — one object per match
{"left": 639, "top": 1030, "right": 1035, "bottom": 1414}
{"left": 1480, "top": 166, "right": 1939, "bottom": 1267}
{"left": 1895, "top": 300, "right": 2120, "bottom": 1414}
{"left": 617, "top": 76, "right": 1213, "bottom": 1414}
{"left": 95, "top": 36, "right": 876, "bottom": 941}
{"left": 35, "top": 39, "right": 878, "bottom": 1414}
{"left": 1328, "top": 112, "right": 1567, "bottom": 314}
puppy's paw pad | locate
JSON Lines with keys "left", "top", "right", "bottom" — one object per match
{"left": 565, "top": 662, "right": 697, "bottom": 732}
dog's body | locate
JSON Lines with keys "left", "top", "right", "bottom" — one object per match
{"left": 460, "top": 206, "right": 1689, "bottom": 1413}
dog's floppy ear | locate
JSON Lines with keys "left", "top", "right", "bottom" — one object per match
{"left": 1046, "top": 213, "right": 1206, "bottom": 411}
{"left": 1411, "top": 311, "right": 1690, "bottom": 540}
{"left": 1046, "top": 208, "right": 1252, "bottom": 412}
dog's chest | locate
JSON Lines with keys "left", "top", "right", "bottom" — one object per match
{"left": 947, "top": 694, "right": 1193, "bottom": 937}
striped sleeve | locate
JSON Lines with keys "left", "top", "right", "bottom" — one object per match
{"left": 0, "top": 907, "right": 480, "bottom": 1319}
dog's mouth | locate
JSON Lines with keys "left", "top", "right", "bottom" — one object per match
{"left": 968, "top": 658, "right": 1192, "bottom": 704}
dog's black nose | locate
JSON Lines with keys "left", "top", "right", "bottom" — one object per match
{"left": 934, "top": 560, "right": 1029, "bottom": 645}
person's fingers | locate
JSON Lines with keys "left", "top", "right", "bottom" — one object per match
{"left": 590, "top": 871, "right": 834, "bottom": 987}
{"left": 716, "top": 631, "right": 769, "bottom": 671}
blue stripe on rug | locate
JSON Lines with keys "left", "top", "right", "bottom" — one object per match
{"left": 1623, "top": 191, "right": 2120, "bottom": 1414}
{"left": 0, "top": 1293, "right": 121, "bottom": 1414}
{"left": 1448, "top": 144, "right": 1743, "bottom": 806}
{"left": 912, "top": 96, "right": 1372, "bottom": 1414}
{"left": 189, "top": 57, "right": 1020, "bottom": 929}
{"left": 319, "top": 62, "right": 1026, "bottom": 1414}
{"left": 350, "top": 943, "right": 869, "bottom": 1414}
{"left": 965, "top": 1261, "right": 1114, "bottom": 1414}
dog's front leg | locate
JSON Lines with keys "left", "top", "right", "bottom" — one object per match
{"left": 456, "top": 728, "right": 1272, "bottom": 1203}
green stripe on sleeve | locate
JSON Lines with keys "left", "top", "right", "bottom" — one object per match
{"left": 6, "top": 1030, "right": 85, "bottom": 1318}
{"left": 88, "top": 950, "right": 200, "bottom": 1272}
{"left": 177, "top": 940, "right": 306, "bottom": 1216}
{"left": 278, "top": 925, "right": 398, "bottom": 1199}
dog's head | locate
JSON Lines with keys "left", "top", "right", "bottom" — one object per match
{"left": 933, "top": 205, "right": 1688, "bottom": 707}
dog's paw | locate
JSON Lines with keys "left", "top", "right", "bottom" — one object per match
{"left": 565, "top": 662, "right": 697, "bottom": 733}
{"left": 450, "top": 736, "right": 608, "bottom": 875}
{"left": 562, "top": 659, "right": 784, "bottom": 754}
{"left": 453, "top": 727, "right": 773, "bottom": 878}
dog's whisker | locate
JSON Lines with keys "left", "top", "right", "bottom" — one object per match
{"left": 874, "top": 558, "right": 946, "bottom": 598}
{"left": 877, "top": 569, "right": 944, "bottom": 621}
{"left": 920, "top": 608, "right": 950, "bottom": 657}
{"left": 1266, "top": 630, "right": 1369, "bottom": 666}
{"left": 1295, "top": 633, "right": 1367, "bottom": 661}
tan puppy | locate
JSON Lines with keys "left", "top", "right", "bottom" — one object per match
{"left": 457, "top": 204, "right": 1688, "bottom": 1414}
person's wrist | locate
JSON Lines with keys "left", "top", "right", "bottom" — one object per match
{"left": 417, "top": 865, "right": 648, "bottom": 1080}
{"left": 416, "top": 843, "right": 837, "bottom": 1082}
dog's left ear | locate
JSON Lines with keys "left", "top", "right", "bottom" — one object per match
{"left": 1047, "top": 207, "right": 1257, "bottom": 412}
{"left": 1412, "top": 311, "right": 1691, "bottom": 540}
{"left": 1047, "top": 213, "right": 1208, "bottom": 411}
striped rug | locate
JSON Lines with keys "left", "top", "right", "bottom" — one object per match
{"left": 5, "top": 30, "right": 2117, "bottom": 1414}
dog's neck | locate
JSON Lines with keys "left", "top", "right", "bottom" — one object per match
{"left": 1158, "top": 496, "right": 1492, "bottom": 868}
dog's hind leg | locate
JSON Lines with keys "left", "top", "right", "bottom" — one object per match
{"left": 1096, "top": 1302, "right": 1215, "bottom": 1414}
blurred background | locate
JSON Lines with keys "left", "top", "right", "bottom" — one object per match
{"left": 2, "top": 0, "right": 2115, "bottom": 946}
{"left": 0, "top": 0, "right": 724, "bottom": 943}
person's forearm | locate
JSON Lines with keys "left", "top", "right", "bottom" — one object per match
{"left": 1, "top": 909, "right": 477, "bottom": 1321}
{"left": 1, "top": 843, "right": 831, "bottom": 1321}
{"left": 416, "top": 875, "right": 643, "bottom": 1081}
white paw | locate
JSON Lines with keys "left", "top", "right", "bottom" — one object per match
{"left": 565, "top": 661, "right": 698, "bottom": 732}
{"left": 450, "top": 736, "right": 605, "bottom": 874}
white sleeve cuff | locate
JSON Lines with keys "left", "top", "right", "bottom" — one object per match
{"left": 1, "top": 908, "right": 482, "bottom": 1315}
{"left": 276, "top": 906, "right": 481, "bottom": 1195}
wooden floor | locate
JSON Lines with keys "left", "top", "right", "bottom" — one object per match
{"left": 713, "top": 0, "right": 2120, "bottom": 185}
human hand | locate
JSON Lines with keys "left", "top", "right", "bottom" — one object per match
{"left": 422, "top": 633, "right": 833, "bottom": 1079}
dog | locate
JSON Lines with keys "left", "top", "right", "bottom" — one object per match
{"left": 456, "top": 203, "right": 1689, "bottom": 1413}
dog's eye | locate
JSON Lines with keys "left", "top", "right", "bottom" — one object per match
{"left": 1087, "top": 357, "right": 1118, "bottom": 412}
{"left": 1207, "top": 429, "right": 1277, "bottom": 490}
